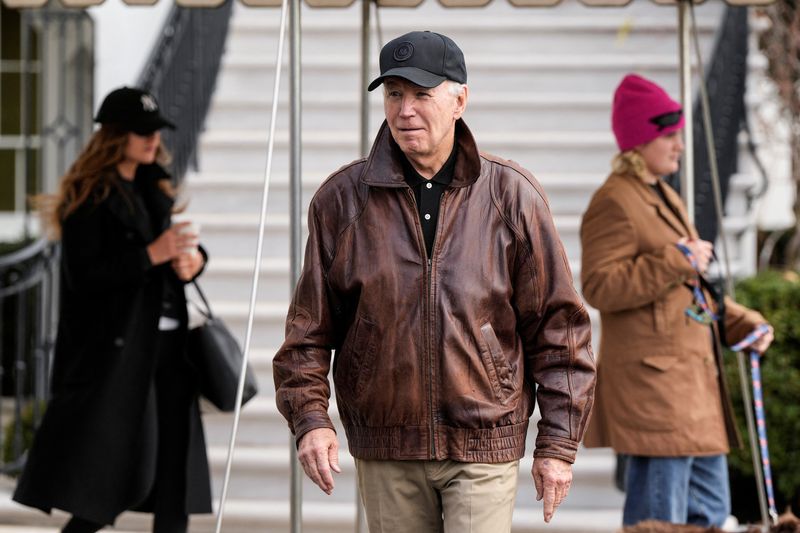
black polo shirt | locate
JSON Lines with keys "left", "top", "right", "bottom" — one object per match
{"left": 403, "top": 145, "right": 457, "bottom": 260}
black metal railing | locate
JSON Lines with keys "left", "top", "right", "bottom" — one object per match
{"left": 0, "top": 239, "right": 59, "bottom": 476}
{"left": 137, "top": 0, "right": 235, "bottom": 183}
{"left": 693, "top": 6, "right": 751, "bottom": 243}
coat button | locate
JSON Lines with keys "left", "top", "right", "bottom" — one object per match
{"left": 125, "top": 231, "right": 135, "bottom": 239}
{"left": 114, "top": 337, "right": 125, "bottom": 348}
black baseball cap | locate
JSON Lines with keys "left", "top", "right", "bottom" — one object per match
{"left": 367, "top": 31, "right": 467, "bottom": 92}
{"left": 94, "top": 87, "right": 175, "bottom": 135}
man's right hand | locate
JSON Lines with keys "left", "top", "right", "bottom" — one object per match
{"left": 297, "top": 427, "right": 341, "bottom": 495}
{"left": 678, "top": 237, "right": 714, "bottom": 274}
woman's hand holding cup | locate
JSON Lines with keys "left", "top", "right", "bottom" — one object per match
{"left": 147, "top": 222, "right": 196, "bottom": 265}
{"left": 170, "top": 220, "right": 203, "bottom": 281}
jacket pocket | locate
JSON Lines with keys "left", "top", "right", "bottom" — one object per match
{"left": 612, "top": 355, "right": 692, "bottom": 432}
{"left": 478, "top": 322, "right": 516, "bottom": 404}
{"left": 337, "top": 315, "right": 378, "bottom": 398}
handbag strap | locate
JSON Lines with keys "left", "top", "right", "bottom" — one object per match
{"left": 191, "top": 280, "right": 215, "bottom": 320}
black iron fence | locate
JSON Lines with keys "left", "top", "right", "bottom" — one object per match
{"left": 137, "top": 0, "right": 234, "bottom": 183}
{"left": 0, "top": 239, "right": 59, "bottom": 476}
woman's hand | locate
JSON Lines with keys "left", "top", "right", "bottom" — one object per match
{"left": 171, "top": 251, "right": 204, "bottom": 281}
{"left": 677, "top": 237, "right": 714, "bottom": 274}
{"left": 746, "top": 324, "right": 775, "bottom": 355}
{"left": 146, "top": 222, "right": 196, "bottom": 265}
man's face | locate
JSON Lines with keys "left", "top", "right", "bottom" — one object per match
{"left": 383, "top": 77, "right": 468, "bottom": 165}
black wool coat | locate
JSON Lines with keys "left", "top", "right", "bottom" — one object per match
{"left": 13, "top": 164, "right": 212, "bottom": 525}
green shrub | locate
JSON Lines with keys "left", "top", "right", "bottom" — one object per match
{"left": 724, "top": 270, "right": 800, "bottom": 516}
{"left": 2, "top": 400, "right": 45, "bottom": 477}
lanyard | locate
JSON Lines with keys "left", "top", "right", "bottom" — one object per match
{"left": 675, "top": 242, "right": 718, "bottom": 324}
{"left": 730, "top": 324, "right": 778, "bottom": 524}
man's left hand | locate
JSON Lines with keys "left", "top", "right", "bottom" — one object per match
{"left": 171, "top": 252, "right": 204, "bottom": 281}
{"left": 532, "top": 456, "right": 572, "bottom": 523}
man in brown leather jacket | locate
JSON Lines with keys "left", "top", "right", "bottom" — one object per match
{"left": 273, "top": 31, "right": 596, "bottom": 532}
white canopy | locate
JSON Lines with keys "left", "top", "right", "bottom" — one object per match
{"left": 2, "top": 0, "right": 775, "bottom": 9}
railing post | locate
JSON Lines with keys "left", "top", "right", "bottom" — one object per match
{"left": 13, "top": 288, "right": 28, "bottom": 464}
{"left": 0, "top": 299, "right": 5, "bottom": 471}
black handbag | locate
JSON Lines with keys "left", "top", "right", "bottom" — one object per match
{"left": 187, "top": 281, "right": 258, "bottom": 411}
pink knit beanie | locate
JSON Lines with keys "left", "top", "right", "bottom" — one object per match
{"left": 612, "top": 74, "right": 685, "bottom": 152}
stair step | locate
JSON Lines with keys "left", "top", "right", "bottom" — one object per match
{"left": 190, "top": 211, "right": 751, "bottom": 268}
{"left": 214, "top": 52, "right": 712, "bottom": 101}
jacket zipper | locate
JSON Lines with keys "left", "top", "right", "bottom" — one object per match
{"left": 427, "top": 190, "right": 449, "bottom": 459}
{"left": 404, "top": 187, "right": 448, "bottom": 458}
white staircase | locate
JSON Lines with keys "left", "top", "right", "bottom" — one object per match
{"left": 0, "top": 1, "right": 766, "bottom": 532}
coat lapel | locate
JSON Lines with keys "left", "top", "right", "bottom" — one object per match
{"left": 105, "top": 185, "right": 154, "bottom": 243}
{"left": 626, "top": 174, "right": 692, "bottom": 239}
{"left": 136, "top": 165, "right": 175, "bottom": 235}
{"left": 657, "top": 179, "right": 699, "bottom": 239}
{"left": 105, "top": 164, "right": 174, "bottom": 243}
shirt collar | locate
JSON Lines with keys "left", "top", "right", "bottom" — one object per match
{"left": 403, "top": 144, "right": 457, "bottom": 188}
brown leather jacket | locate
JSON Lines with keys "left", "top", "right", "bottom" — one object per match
{"left": 273, "top": 119, "right": 596, "bottom": 464}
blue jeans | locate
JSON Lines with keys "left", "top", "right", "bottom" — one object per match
{"left": 622, "top": 455, "right": 730, "bottom": 527}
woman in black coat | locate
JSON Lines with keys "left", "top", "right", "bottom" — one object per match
{"left": 13, "top": 87, "right": 212, "bottom": 533}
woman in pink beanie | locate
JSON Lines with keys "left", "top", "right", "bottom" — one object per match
{"left": 579, "top": 74, "right": 773, "bottom": 527}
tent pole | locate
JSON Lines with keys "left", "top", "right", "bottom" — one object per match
{"left": 681, "top": 3, "right": 769, "bottom": 528}
{"left": 678, "top": 0, "right": 695, "bottom": 223}
{"left": 355, "top": 3, "right": 371, "bottom": 533}
{"left": 289, "top": 0, "right": 303, "bottom": 531}
{"left": 359, "top": 0, "right": 371, "bottom": 158}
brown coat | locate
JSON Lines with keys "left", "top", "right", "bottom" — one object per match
{"left": 580, "top": 172, "right": 764, "bottom": 456}
{"left": 273, "top": 120, "right": 596, "bottom": 464}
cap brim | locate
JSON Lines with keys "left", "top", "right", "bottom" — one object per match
{"left": 367, "top": 67, "right": 448, "bottom": 92}
{"left": 129, "top": 116, "right": 176, "bottom": 135}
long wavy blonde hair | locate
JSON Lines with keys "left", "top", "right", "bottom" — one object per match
{"left": 35, "top": 125, "right": 174, "bottom": 238}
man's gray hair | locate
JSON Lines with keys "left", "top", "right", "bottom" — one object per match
{"left": 447, "top": 81, "right": 466, "bottom": 97}
{"left": 380, "top": 79, "right": 465, "bottom": 97}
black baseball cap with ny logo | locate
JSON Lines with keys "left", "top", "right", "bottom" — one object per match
{"left": 367, "top": 31, "right": 467, "bottom": 92}
{"left": 94, "top": 86, "right": 176, "bottom": 135}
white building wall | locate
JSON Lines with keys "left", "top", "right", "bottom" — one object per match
{"left": 89, "top": 0, "right": 172, "bottom": 109}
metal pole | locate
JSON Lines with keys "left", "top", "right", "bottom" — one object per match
{"left": 678, "top": 0, "right": 694, "bottom": 223}
{"left": 21, "top": 12, "right": 31, "bottom": 241}
{"left": 359, "top": 0, "right": 371, "bottom": 158}
{"left": 215, "top": 1, "right": 290, "bottom": 531}
{"left": 684, "top": 6, "right": 768, "bottom": 528}
{"left": 736, "top": 350, "right": 771, "bottom": 529}
{"left": 289, "top": 0, "right": 304, "bottom": 531}
{"left": 356, "top": 2, "right": 371, "bottom": 532}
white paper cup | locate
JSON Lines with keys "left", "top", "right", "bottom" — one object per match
{"left": 174, "top": 218, "right": 200, "bottom": 255}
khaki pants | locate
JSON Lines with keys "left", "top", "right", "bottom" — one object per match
{"left": 355, "top": 459, "right": 519, "bottom": 533}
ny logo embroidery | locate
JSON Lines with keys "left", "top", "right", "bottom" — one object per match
{"left": 140, "top": 95, "right": 158, "bottom": 112}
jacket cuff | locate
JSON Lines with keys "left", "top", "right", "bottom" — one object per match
{"left": 293, "top": 409, "right": 336, "bottom": 445}
{"left": 534, "top": 435, "right": 579, "bottom": 464}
